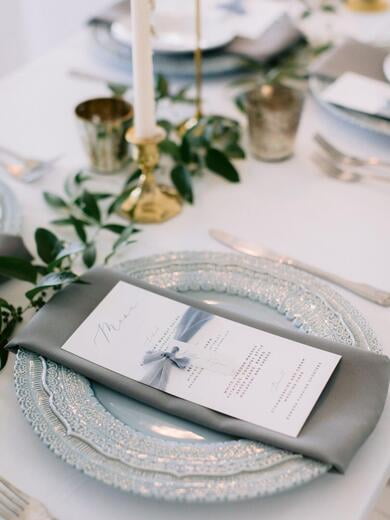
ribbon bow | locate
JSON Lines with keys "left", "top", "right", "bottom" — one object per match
{"left": 141, "top": 307, "right": 213, "bottom": 391}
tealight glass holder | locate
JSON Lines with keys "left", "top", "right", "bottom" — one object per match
{"left": 246, "top": 84, "right": 304, "bottom": 162}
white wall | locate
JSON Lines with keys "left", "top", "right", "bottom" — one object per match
{"left": 0, "top": 0, "right": 114, "bottom": 77}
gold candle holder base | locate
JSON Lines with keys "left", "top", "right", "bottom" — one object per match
{"left": 120, "top": 127, "right": 182, "bottom": 223}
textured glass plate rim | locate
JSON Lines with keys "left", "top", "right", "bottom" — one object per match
{"left": 0, "top": 178, "right": 22, "bottom": 234}
{"left": 309, "top": 76, "right": 390, "bottom": 137}
{"left": 13, "top": 251, "right": 380, "bottom": 503}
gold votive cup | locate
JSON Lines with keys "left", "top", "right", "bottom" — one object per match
{"left": 347, "top": 0, "right": 388, "bottom": 10}
{"left": 75, "top": 97, "right": 133, "bottom": 174}
{"left": 246, "top": 84, "right": 304, "bottom": 162}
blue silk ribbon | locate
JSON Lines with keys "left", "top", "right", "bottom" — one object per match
{"left": 141, "top": 307, "right": 213, "bottom": 390}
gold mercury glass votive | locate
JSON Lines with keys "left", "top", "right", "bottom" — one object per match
{"left": 347, "top": 0, "right": 388, "bottom": 10}
{"left": 246, "top": 84, "right": 304, "bottom": 162}
{"left": 75, "top": 97, "right": 133, "bottom": 174}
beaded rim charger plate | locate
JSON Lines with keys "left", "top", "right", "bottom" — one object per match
{"left": 14, "top": 251, "right": 380, "bottom": 503}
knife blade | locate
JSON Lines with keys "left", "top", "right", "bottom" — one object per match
{"left": 208, "top": 228, "right": 390, "bottom": 306}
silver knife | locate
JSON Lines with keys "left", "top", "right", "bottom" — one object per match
{"left": 209, "top": 228, "right": 390, "bottom": 306}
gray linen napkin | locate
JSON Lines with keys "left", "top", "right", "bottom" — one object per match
{"left": 309, "top": 39, "right": 388, "bottom": 82}
{"left": 227, "top": 14, "right": 302, "bottom": 62}
{"left": 7, "top": 267, "right": 389, "bottom": 472}
{"left": 0, "top": 234, "right": 32, "bottom": 282}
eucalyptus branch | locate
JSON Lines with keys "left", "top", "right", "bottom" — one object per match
{"left": 0, "top": 171, "right": 140, "bottom": 371}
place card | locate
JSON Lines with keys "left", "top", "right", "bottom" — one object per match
{"left": 62, "top": 281, "right": 341, "bottom": 437}
{"left": 321, "top": 72, "right": 390, "bottom": 119}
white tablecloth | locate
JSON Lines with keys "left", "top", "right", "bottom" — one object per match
{"left": 0, "top": 23, "right": 389, "bottom": 520}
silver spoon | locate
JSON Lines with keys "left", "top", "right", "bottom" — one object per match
{"left": 0, "top": 147, "right": 61, "bottom": 183}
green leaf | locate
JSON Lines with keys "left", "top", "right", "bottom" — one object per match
{"left": 107, "top": 188, "right": 133, "bottom": 215}
{"left": 74, "top": 171, "right": 92, "bottom": 185}
{"left": 77, "top": 191, "right": 101, "bottom": 223}
{"left": 55, "top": 242, "right": 85, "bottom": 262}
{"left": 91, "top": 192, "right": 114, "bottom": 200}
{"left": 205, "top": 148, "right": 240, "bottom": 183}
{"left": 234, "top": 93, "right": 247, "bottom": 113}
{"left": 171, "top": 165, "right": 193, "bottom": 203}
{"left": 0, "top": 256, "right": 38, "bottom": 283}
{"left": 102, "top": 224, "right": 127, "bottom": 234}
{"left": 35, "top": 228, "right": 63, "bottom": 263}
{"left": 82, "top": 243, "right": 97, "bottom": 268}
{"left": 156, "top": 73, "right": 169, "bottom": 98}
{"left": 43, "top": 192, "right": 68, "bottom": 209}
{"left": 312, "top": 42, "right": 333, "bottom": 56}
{"left": 112, "top": 225, "right": 135, "bottom": 250}
{"left": 180, "top": 135, "right": 192, "bottom": 163}
{"left": 123, "top": 169, "right": 142, "bottom": 187}
{"left": 70, "top": 216, "right": 88, "bottom": 243}
{"left": 159, "top": 139, "right": 181, "bottom": 160}
{"left": 107, "top": 82, "right": 129, "bottom": 97}
{"left": 157, "top": 119, "right": 173, "bottom": 135}
{"left": 224, "top": 143, "right": 246, "bottom": 159}
{"left": 25, "top": 271, "right": 79, "bottom": 300}
{"left": 0, "top": 348, "right": 8, "bottom": 371}
{"left": 321, "top": 4, "right": 335, "bottom": 11}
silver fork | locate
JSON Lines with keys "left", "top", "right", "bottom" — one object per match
{"left": 311, "top": 152, "right": 390, "bottom": 184}
{"left": 0, "top": 476, "right": 56, "bottom": 519}
{"left": 0, "top": 146, "right": 61, "bottom": 183}
{"left": 314, "top": 133, "right": 390, "bottom": 169}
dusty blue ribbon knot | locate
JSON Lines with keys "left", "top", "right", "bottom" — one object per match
{"left": 141, "top": 307, "right": 213, "bottom": 391}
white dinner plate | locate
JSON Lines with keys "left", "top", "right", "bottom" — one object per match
{"left": 14, "top": 251, "right": 380, "bottom": 502}
{"left": 0, "top": 179, "right": 21, "bottom": 234}
{"left": 310, "top": 75, "right": 390, "bottom": 137}
{"left": 111, "top": 10, "right": 234, "bottom": 55}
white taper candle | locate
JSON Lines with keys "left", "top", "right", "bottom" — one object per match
{"left": 130, "top": 0, "right": 157, "bottom": 139}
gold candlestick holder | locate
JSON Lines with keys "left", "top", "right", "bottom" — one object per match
{"left": 120, "top": 127, "right": 182, "bottom": 223}
{"left": 179, "top": 0, "right": 203, "bottom": 135}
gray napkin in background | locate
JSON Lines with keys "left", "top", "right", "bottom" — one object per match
{"left": 7, "top": 267, "right": 389, "bottom": 472}
{"left": 89, "top": 1, "right": 302, "bottom": 63}
{"left": 0, "top": 234, "right": 32, "bottom": 283}
{"left": 309, "top": 39, "right": 388, "bottom": 82}
{"left": 227, "top": 13, "right": 302, "bottom": 62}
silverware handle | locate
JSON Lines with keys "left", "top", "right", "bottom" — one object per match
{"left": 0, "top": 145, "right": 25, "bottom": 161}
{"left": 283, "top": 257, "right": 390, "bottom": 306}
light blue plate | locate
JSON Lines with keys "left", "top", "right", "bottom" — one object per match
{"left": 14, "top": 252, "right": 379, "bottom": 502}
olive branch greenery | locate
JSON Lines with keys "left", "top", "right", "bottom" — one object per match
{"left": 0, "top": 171, "right": 140, "bottom": 370}
{"left": 231, "top": 39, "right": 333, "bottom": 112}
{"left": 0, "top": 74, "right": 246, "bottom": 371}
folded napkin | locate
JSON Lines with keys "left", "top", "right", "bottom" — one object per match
{"left": 0, "top": 234, "right": 32, "bottom": 282}
{"left": 7, "top": 267, "right": 389, "bottom": 472}
{"left": 227, "top": 13, "right": 302, "bottom": 63}
{"left": 309, "top": 39, "right": 388, "bottom": 82}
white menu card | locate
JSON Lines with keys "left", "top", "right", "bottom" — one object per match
{"left": 321, "top": 72, "right": 390, "bottom": 119}
{"left": 62, "top": 281, "right": 341, "bottom": 437}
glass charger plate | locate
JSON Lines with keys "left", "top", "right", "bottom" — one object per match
{"left": 0, "top": 179, "right": 21, "bottom": 234}
{"left": 310, "top": 76, "right": 390, "bottom": 137}
{"left": 14, "top": 252, "right": 380, "bottom": 503}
